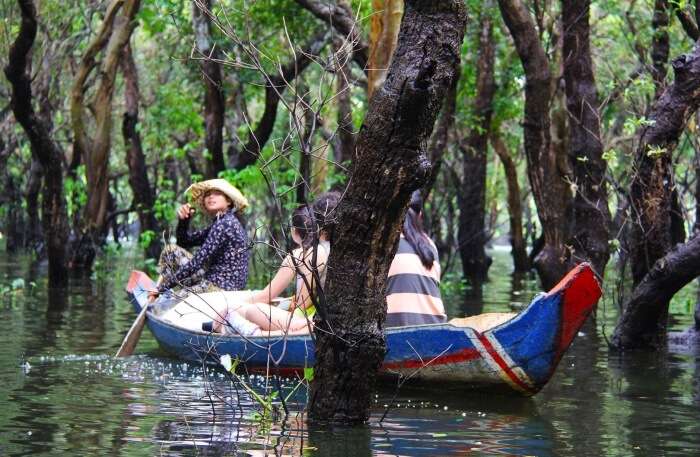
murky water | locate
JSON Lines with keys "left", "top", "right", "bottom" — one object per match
{"left": 1, "top": 249, "right": 699, "bottom": 456}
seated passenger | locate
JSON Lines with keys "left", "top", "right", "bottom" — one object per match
{"left": 148, "top": 179, "right": 250, "bottom": 302}
{"left": 385, "top": 190, "right": 446, "bottom": 327}
{"left": 212, "top": 191, "right": 340, "bottom": 336}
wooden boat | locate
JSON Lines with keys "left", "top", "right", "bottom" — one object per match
{"left": 126, "top": 263, "right": 601, "bottom": 395}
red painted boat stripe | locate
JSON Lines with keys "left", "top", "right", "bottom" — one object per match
{"left": 478, "top": 333, "right": 535, "bottom": 394}
{"left": 381, "top": 347, "right": 480, "bottom": 370}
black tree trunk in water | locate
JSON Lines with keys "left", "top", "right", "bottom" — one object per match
{"left": 121, "top": 42, "right": 161, "bottom": 260}
{"left": 457, "top": 13, "right": 495, "bottom": 290}
{"left": 498, "top": 0, "right": 572, "bottom": 289}
{"left": 4, "top": 0, "right": 69, "bottom": 286}
{"left": 562, "top": 0, "right": 611, "bottom": 278}
{"left": 617, "top": 43, "right": 700, "bottom": 349}
{"left": 491, "top": 133, "right": 529, "bottom": 272}
{"left": 309, "top": 0, "right": 467, "bottom": 424}
{"left": 612, "top": 234, "right": 700, "bottom": 350}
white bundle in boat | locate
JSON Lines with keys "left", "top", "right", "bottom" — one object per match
{"left": 160, "top": 290, "right": 254, "bottom": 332}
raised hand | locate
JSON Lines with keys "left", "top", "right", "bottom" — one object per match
{"left": 177, "top": 203, "right": 194, "bottom": 220}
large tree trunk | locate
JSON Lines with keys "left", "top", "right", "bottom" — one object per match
{"left": 498, "top": 0, "right": 571, "bottom": 289}
{"left": 457, "top": 13, "right": 495, "bottom": 289}
{"left": 612, "top": 234, "right": 700, "bottom": 349}
{"left": 309, "top": 0, "right": 466, "bottom": 424}
{"left": 229, "top": 32, "right": 328, "bottom": 170}
{"left": 562, "top": 0, "right": 611, "bottom": 278}
{"left": 4, "top": 0, "right": 69, "bottom": 286}
{"left": 121, "top": 42, "right": 161, "bottom": 259}
{"left": 491, "top": 133, "right": 529, "bottom": 272}
{"left": 367, "top": 0, "right": 404, "bottom": 98}
{"left": 70, "top": 0, "right": 141, "bottom": 269}
{"left": 619, "top": 43, "right": 700, "bottom": 349}
{"left": 192, "top": 0, "right": 226, "bottom": 178}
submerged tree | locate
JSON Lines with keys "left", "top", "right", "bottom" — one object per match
{"left": 613, "top": 42, "right": 700, "bottom": 350}
{"left": 70, "top": 0, "right": 142, "bottom": 269}
{"left": 4, "top": 0, "right": 69, "bottom": 286}
{"left": 497, "top": 0, "right": 572, "bottom": 289}
{"left": 562, "top": 0, "right": 611, "bottom": 278}
{"left": 457, "top": 9, "right": 496, "bottom": 291}
{"left": 309, "top": 0, "right": 467, "bottom": 424}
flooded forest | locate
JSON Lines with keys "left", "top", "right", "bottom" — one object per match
{"left": 2, "top": 0, "right": 700, "bottom": 455}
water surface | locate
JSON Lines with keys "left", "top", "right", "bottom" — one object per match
{"left": 1, "top": 249, "right": 699, "bottom": 456}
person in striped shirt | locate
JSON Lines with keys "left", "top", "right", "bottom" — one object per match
{"left": 385, "top": 190, "right": 446, "bottom": 327}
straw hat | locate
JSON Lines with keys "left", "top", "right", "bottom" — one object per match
{"left": 186, "top": 179, "right": 249, "bottom": 212}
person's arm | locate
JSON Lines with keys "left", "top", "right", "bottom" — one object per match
{"left": 159, "top": 218, "right": 227, "bottom": 292}
{"left": 176, "top": 217, "right": 210, "bottom": 248}
{"left": 251, "top": 253, "right": 297, "bottom": 304}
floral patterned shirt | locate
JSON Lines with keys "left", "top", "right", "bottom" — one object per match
{"left": 159, "top": 209, "right": 249, "bottom": 292}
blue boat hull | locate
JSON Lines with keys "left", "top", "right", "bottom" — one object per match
{"left": 126, "top": 264, "right": 601, "bottom": 395}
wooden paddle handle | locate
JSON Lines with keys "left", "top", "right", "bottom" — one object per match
{"left": 115, "top": 303, "right": 149, "bottom": 357}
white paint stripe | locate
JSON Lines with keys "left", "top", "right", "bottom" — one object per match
{"left": 484, "top": 332, "right": 535, "bottom": 389}
{"left": 467, "top": 329, "right": 528, "bottom": 393}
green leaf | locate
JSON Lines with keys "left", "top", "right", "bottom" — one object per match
{"left": 304, "top": 367, "right": 314, "bottom": 381}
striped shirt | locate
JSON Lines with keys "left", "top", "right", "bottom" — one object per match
{"left": 385, "top": 236, "right": 446, "bottom": 327}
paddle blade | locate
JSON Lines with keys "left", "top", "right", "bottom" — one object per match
{"left": 115, "top": 303, "right": 149, "bottom": 357}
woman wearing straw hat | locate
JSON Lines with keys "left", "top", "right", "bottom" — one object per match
{"left": 148, "top": 178, "right": 250, "bottom": 302}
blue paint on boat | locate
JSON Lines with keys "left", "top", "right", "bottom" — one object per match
{"left": 125, "top": 263, "right": 601, "bottom": 395}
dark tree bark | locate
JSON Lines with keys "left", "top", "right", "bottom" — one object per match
{"left": 457, "top": 13, "right": 495, "bottom": 289}
{"left": 674, "top": 4, "right": 700, "bottom": 41}
{"left": 293, "top": 0, "right": 368, "bottom": 73}
{"left": 629, "top": 44, "right": 700, "bottom": 287}
{"left": 651, "top": 0, "right": 670, "bottom": 97}
{"left": 0, "top": 134, "right": 25, "bottom": 253}
{"left": 612, "top": 234, "right": 700, "bottom": 350}
{"left": 562, "top": 0, "right": 611, "bottom": 278}
{"left": 4, "top": 0, "right": 69, "bottom": 286}
{"left": 192, "top": 0, "right": 226, "bottom": 178}
{"left": 229, "top": 32, "right": 328, "bottom": 170}
{"left": 616, "top": 44, "right": 700, "bottom": 349}
{"left": 24, "top": 157, "right": 43, "bottom": 251}
{"left": 491, "top": 133, "right": 529, "bottom": 272}
{"left": 498, "top": 0, "right": 571, "bottom": 289}
{"left": 309, "top": 0, "right": 466, "bottom": 424}
{"left": 121, "top": 42, "right": 161, "bottom": 259}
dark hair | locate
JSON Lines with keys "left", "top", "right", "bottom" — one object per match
{"left": 403, "top": 190, "right": 435, "bottom": 269}
{"left": 312, "top": 191, "right": 341, "bottom": 243}
{"left": 291, "top": 204, "right": 316, "bottom": 250}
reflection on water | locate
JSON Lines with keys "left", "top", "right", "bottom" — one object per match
{"left": 1, "top": 250, "right": 700, "bottom": 456}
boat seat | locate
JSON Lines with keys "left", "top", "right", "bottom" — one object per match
{"left": 448, "top": 313, "right": 516, "bottom": 333}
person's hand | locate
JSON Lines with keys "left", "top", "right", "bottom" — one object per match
{"left": 177, "top": 203, "right": 194, "bottom": 220}
{"left": 147, "top": 291, "right": 160, "bottom": 303}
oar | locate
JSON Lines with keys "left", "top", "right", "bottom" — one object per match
{"left": 115, "top": 299, "right": 150, "bottom": 357}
